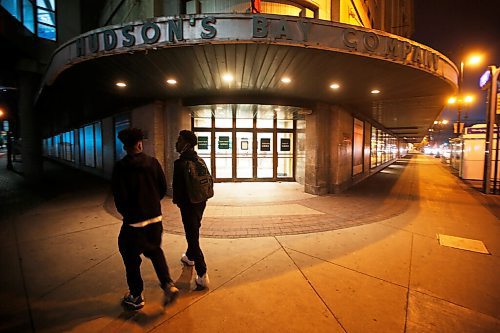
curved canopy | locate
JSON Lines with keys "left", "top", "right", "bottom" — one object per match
{"left": 37, "top": 14, "right": 458, "bottom": 142}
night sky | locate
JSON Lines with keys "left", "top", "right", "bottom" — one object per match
{"left": 412, "top": 0, "right": 500, "bottom": 124}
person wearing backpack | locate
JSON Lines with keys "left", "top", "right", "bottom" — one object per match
{"left": 112, "top": 128, "right": 179, "bottom": 310}
{"left": 173, "top": 130, "right": 212, "bottom": 289}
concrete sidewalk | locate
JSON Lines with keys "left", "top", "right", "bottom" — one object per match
{"left": 0, "top": 154, "right": 499, "bottom": 332}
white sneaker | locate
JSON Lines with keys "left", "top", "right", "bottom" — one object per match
{"left": 195, "top": 273, "right": 210, "bottom": 289}
{"left": 181, "top": 253, "right": 195, "bottom": 266}
{"left": 163, "top": 283, "right": 179, "bottom": 306}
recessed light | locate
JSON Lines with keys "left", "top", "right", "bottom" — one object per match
{"left": 166, "top": 79, "right": 177, "bottom": 85}
{"left": 371, "top": 89, "right": 380, "bottom": 94}
{"left": 330, "top": 83, "right": 340, "bottom": 89}
{"left": 281, "top": 77, "right": 291, "bottom": 84}
{"left": 222, "top": 73, "right": 233, "bottom": 82}
{"left": 116, "top": 82, "right": 127, "bottom": 87}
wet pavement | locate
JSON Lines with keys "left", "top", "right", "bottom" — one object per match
{"left": 1, "top": 153, "right": 499, "bottom": 332}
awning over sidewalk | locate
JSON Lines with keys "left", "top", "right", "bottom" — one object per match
{"left": 37, "top": 14, "right": 458, "bottom": 142}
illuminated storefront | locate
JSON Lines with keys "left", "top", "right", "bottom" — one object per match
{"left": 34, "top": 1, "right": 457, "bottom": 194}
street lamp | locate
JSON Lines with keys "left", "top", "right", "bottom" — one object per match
{"left": 431, "top": 119, "right": 449, "bottom": 146}
{"left": 453, "top": 54, "right": 483, "bottom": 134}
{"left": 464, "top": 95, "right": 474, "bottom": 103}
{"left": 434, "top": 119, "right": 449, "bottom": 125}
{"left": 448, "top": 94, "right": 475, "bottom": 133}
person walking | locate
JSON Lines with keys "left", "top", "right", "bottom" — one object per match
{"left": 173, "top": 130, "right": 210, "bottom": 289}
{"left": 112, "top": 128, "right": 179, "bottom": 310}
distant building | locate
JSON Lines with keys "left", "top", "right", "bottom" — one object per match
{"left": 0, "top": 0, "right": 457, "bottom": 193}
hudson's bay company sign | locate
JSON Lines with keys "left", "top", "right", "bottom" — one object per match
{"left": 71, "top": 14, "right": 444, "bottom": 72}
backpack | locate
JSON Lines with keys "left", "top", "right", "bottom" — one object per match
{"left": 184, "top": 156, "right": 214, "bottom": 203}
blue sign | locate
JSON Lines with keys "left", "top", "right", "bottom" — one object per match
{"left": 479, "top": 70, "right": 491, "bottom": 90}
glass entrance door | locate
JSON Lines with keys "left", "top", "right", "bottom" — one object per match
{"left": 277, "top": 132, "right": 293, "bottom": 178}
{"left": 194, "top": 131, "right": 212, "bottom": 174}
{"left": 236, "top": 132, "right": 253, "bottom": 178}
{"left": 257, "top": 132, "right": 273, "bottom": 178}
{"left": 215, "top": 132, "right": 232, "bottom": 179}
{"left": 191, "top": 104, "right": 303, "bottom": 182}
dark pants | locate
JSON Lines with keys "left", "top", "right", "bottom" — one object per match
{"left": 118, "top": 222, "right": 172, "bottom": 297}
{"left": 180, "top": 202, "right": 207, "bottom": 277}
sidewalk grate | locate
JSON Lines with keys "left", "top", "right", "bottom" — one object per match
{"left": 437, "top": 234, "right": 490, "bottom": 254}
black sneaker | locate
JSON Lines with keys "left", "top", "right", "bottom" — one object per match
{"left": 163, "top": 283, "right": 179, "bottom": 306}
{"left": 122, "top": 292, "right": 145, "bottom": 310}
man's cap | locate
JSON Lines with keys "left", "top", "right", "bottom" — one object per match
{"left": 179, "top": 130, "right": 197, "bottom": 146}
{"left": 118, "top": 128, "right": 144, "bottom": 147}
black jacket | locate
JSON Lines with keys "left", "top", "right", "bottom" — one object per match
{"left": 112, "top": 152, "right": 166, "bottom": 224}
{"left": 173, "top": 148, "right": 199, "bottom": 206}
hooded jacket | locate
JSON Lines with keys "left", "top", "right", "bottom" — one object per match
{"left": 172, "top": 148, "right": 200, "bottom": 206}
{"left": 112, "top": 152, "right": 167, "bottom": 224}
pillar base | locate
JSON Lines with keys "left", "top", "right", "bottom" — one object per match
{"left": 304, "top": 184, "right": 329, "bottom": 195}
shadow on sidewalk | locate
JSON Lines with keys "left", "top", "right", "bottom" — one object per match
{"left": 461, "top": 180, "right": 500, "bottom": 220}
{"left": 0, "top": 157, "right": 110, "bottom": 221}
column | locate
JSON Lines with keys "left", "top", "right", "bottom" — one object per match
{"left": 304, "top": 103, "right": 330, "bottom": 195}
{"left": 18, "top": 70, "right": 42, "bottom": 183}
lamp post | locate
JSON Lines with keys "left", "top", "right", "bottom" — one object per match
{"left": 448, "top": 96, "right": 474, "bottom": 134}
{"left": 451, "top": 55, "right": 482, "bottom": 135}
{"left": 430, "top": 119, "right": 449, "bottom": 159}
{"left": 458, "top": 60, "right": 465, "bottom": 134}
{"left": 447, "top": 93, "right": 474, "bottom": 178}
{"left": 432, "top": 119, "right": 449, "bottom": 141}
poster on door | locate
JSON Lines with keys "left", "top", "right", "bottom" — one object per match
{"left": 280, "top": 138, "right": 290, "bottom": 151}
{"left": 198, "top": 136, "right": 209, "bottom": 150}
{"left": 218, "top": 136, "right": 230, "bottom": 149}
{"left": 241, "top": 138, "right": 249, "bottom": 150}
{"left": 260, "top": 138, "right": 271, "bottom": 151}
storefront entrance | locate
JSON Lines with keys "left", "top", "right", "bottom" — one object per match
{"left": 191, "top": 104, "right": 304, "bottom": 182}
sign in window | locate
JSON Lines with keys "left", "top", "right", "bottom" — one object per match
{"left": 241, "top": 139, "right": 249, "bottom": 150}
{"left": 198, "top": 136, "right": 209, "bottom": 149}
{"left": 280, "top": 138, "right": 291, "bottom": 151}
{"left": 260, "top": 138, "right": 271, "bottom": 151}
{"left": 218, "top": 136, "right": 230, "bottom": 149}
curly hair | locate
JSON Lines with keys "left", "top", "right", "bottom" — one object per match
{"left": 118, "top": 128, "right": 144, "bottom": 148}
{"left": 179, "top": 130, "right": 198, "bottom": 147}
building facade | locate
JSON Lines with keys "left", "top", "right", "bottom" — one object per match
{"left": 1, "top": 0, "right": 457, "bottom": 194}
